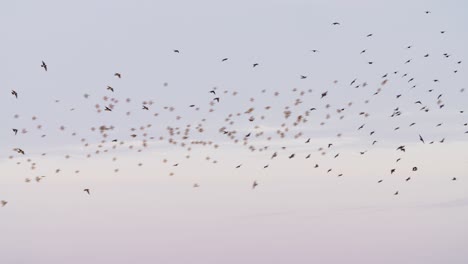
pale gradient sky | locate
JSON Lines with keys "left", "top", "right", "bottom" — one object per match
{"left": 1, "top": 0, "right": 468, "bottom": 263}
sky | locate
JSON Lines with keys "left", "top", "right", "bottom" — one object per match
{"left": 0, "top": 0, "right": 467, "bottom": 263}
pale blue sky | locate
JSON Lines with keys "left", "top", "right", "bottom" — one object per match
{"left": 1, "top": 0, "right": 468, "bottom": 263}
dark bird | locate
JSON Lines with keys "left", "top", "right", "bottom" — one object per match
{"left": 394, "top": 191, "right": 399, "bottom": 195}
{"left": 11, "top": 90, "right": 18, "bottom": 98}
{"left": 173, "top": 49, "right": 180, "bottom": 53}
{"left": 321, "top": 91, "right": 328, "bottom": 98}
{"left": 300, "top": 75, "right": 307, "bottom": 79}
{"left": 107, "top": 86, "right": 114, "bottom": 92}
{"left": 41, "top": 61, "right": 47, "bottom": 71}
{"left": 213, "top": 97, "right": 220, "bottom": 103}
{"left": 12, "top": 129, "right": 18, "bottom": 135}
{"left": 419, "top": 134, "right": 425, "bottom": 144}
{"left": 209, "top": 90, "right": 216, "bottom": 95}
{"left": 252, "top": 181, "right": 258, "bottom": 189}
{"left": 412, "top": 167, "right": 418, "bottom": 171}
{"left": 83, "top": 189, "right": 90, "bottom": 195}
{"left": 332, "top": 22, "right": 340, "bottom": 25}
{"left": 221, "top": 58, "right": 229, "bottom": 62}
{"left": 114, "top": 73, "right": 121, "bottom": 78}
{"left": 142, "top": 105, "right": 149, "bottom": 110}
{"left": 105, "top": 106, "right": 112, "bottom": 112}
{"left": 13, "top": 148, "right": 25, "bottom": 155}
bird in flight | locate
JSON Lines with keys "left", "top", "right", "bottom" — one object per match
{"left": 83, "top": 189, "right": 90, "bottom": 195}
{"left": 114, "top": 73, "right": 121, "bottom": 78}
{"left": 41, "top": 61, "right": 47, "bottom": 71}
{"left": 0, "top": 200, "right": 7, "bottom": 207}
{"left": 11, "top": 90, "right": 18, "bottom": 98}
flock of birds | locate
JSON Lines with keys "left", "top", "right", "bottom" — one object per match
{"left": 2, "top": 11, "right": 467, "bottom": 208}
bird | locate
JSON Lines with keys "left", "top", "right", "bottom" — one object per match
{"left": 253, "top": 63, "right": 259, "bottom": 68}
{"left": 12, "top": 129, "right": 18, "bottom": 135}
{"left": 0, "top": 200, "right": 7, "bottom": 207}
{"left": 41, "top": 61, "right": 47, "bottom": 71}
{"left": 114, "top": 73, "right": 121, "bottom": 78}
{"left": 173, "top": 49, "right": 180, "bottom": 53}
{"left": 213, "top": 97, "right": 220, "bottom": 103}
{"left": 332, "top": 22, "right": 340, "bottom": 25}
{"left": 252, "top": 181, "right": 258, "bottom": 189}
{"left": 221, "top": 58, "right": 228, "bottom": 62}
{"left": 11, "top": 90, "right": 18, "bottom": 98}
{"left": 107, "top": 86, "right": 114, "bottom": 92}
{"left": 13, "top": 148, "right": 25, "bottom": 155}
{"left": 83, "top": 189, "right": 90, "bottom": 195}
{"left": 394, "top": 191, "right": 399, "bottom": 195}
{"left": 419, "top": 134, "right": 425, "bottom": 144}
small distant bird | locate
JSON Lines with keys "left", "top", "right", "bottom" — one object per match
{"left": 142, "top": 105, "right": 149, "bottom": 110}
{"left": 236, "top": 164, "right": 242, "bottom": 168}
{"left": 377, "top": 180, "right": 383, "bottom": 183}
{"left": 12, "top": 129, "right": 18, "bottom": 135}
{"left": 419, "top": 134, "right": 425, "bottom": 144}
{"left": 105, "top": 106, "right": 112, "bottom": 112}
{"left": 366, "top": 33, "right": 373, "bottom": 37}
{"left": 13, "top": 148, "right": 25, "bottom": 155}
{"left": 253, "top": 63, "right": 259, "bottom": 68}
{"left": 300, "top": 75, "right": 307, "bottom": 79}
{"left": 452, "top": 177, "right": 457, "bottom": 181}
{"left": 107, "top": 86, "right": 114, "bottom": 92}
{"left": 114, "top": 73, "right": 121, "bottom": 78}
{"left": 83, "top": 189, "right": 90, "bottom": 195}
{"left": 0, "top": 200, "right": 7, "bottom": 207}
{"left": 11, "top": 90, "right": 18, "bottom": 98}
{"left": 41, "top": 61, "right": 47, "bottom": 71}
{"left": 332, "top": 22, "right": 340, "bottom": 25}
{"left": 252, "top": 181, "right": 258, "bottom": 189}
{"left": 173, "top": 49, "right": 180, "bottom": 53}
{"left": 394, "top": 191, "right": 399, "bottom": 195}
{"left": 213, "top": 97, "right": 220, "bottom": 103}
{"left": 193, "top": 183, "right": 199, "bottom": 188}
{"left": 412, "top": 167, "right": 418, "bottom": 171}
{"left": 221, "top": 58, "right": 228, "bottom": 62}
{"left": 209, "top": 90, "right": 216, "bottom": 95}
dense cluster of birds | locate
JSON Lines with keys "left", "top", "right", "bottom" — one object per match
{"left": 2, "top": 10, "right": 466, "bottom": 207}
